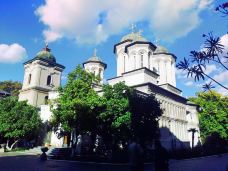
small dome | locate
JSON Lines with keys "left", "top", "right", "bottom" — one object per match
{"left": 35, "top": 45, "right": 56, "bottom": 63}
{"left": 87, "top": 49, "right": 103, "bottom": 63}
{"left": 155, "top": 46, "right": 168, "bottom": 53}
{"left": 87, "top": 56, "right": 102, "bottom": 62}
{"left": 83, "top": 49, "right": 107, "bottom": 69}
{"left": 121, "top": 32, "right": 147, "bottom": 42}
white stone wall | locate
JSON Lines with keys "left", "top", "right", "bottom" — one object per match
{"left": 153, "top": 54, "right": 176, "bottom": 86}
{"left": 108, "top": 68, "right": 158, "bottom": 87}
{"left": 154, "top": 94, "right": 189, "bottom": 148}
{"left": 19, "top": 60, "right": 63, "bottom": 107}
{"left": 186, "top": 104, "right": 200, "bottom": 148}
{"left": 116, "top": 43, "right": 153, "bottom": 76}
{"left": 40, "top": 91, "right": 63, "bottom": 147}
{"left": 115, "top": 42, "right": 176, "bottom": 87}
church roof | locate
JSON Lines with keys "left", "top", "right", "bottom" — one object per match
{"left": 154, "top": 46, "right": 169, "bottom": 53}
{"left": 35, "top": 45, "right": 56, "bottom": 63}
{"left": 24, "top": 45, "right": 65, "bottom": 69}
{"left": 87, "top": 55, "right": 102, "bottom": 63}
{"left": 83, "top": 49, "right": 107, "bottom": 69}
{"left": 121, "top": 31, "right": 147, "bottom": 42}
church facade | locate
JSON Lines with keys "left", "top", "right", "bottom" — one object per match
{"left": 19, "top": 31, "right": 200, "bottom": 150}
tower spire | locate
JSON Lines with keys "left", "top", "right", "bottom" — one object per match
{"left": 93, "top": 48, "right": 97, "bottom": 56}
{"left": 130, "top": 23, "right": 136, "bottom": 33}
{"left": 43, "top": 42, "right": 50, "bottom": 51}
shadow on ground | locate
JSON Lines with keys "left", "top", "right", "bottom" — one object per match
{"left": 0, "top": 155, "right": 153, "bottom": 171}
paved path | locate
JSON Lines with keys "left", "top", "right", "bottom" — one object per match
{"left": 169, "top": 154, "right": 228, "bottom": 171}
{"left": 0, "top": 152, "right": 227, "bottom": 171}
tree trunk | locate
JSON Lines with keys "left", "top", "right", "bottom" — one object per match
{"left": 6, "top": 139, "right": 19, "bottom": 151}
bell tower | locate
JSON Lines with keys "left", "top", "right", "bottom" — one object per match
{"left": 83, "top": 49, "right": 107, "bottom": 84}
{"left": 19, "top": 45, "right": 65, "bottom": 107}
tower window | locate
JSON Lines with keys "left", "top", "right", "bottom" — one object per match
{"left": 99, "top": 68, "right": 102, "bottom": 78}
{"left": 47, "top": 75, "right": 52, "bottom": 85}
{"left": 28, "top": 74, "right": 32, "bottom": 84}
{"left": 44, "top": 96, "right": 48, "bottom": 105}
{"left": 148, "top": 52, "right": 151, "bottom": 69}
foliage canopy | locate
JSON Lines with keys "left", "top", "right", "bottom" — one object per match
{"left": 0, "top": 97, "right": 41, "bottom": 149}
{"left": 0, "top": 81, "right": 22, "bottom": 96}
{"left": 190, "top": 91, "right": 228, "bottom": 142}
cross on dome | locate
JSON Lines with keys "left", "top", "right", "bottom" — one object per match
{"left": 93, "top": 48, "right": 97, "bottom": 56}
{"left": 43, "top": 42, "right": 50, "bottom": 52}
{"left": 130, "top": 23, "right": 136, "bottom": 33}
{"left": 45, "top": 42, "right": 48, "bottom": 48}
{"left": 137, "top": 29, "right": 143, "bottom": 37}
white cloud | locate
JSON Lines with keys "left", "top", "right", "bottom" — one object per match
{"left": 176, "top": 68, "right": 188, "bottom": 79}
{"left": 212, "top": 70, "right": 228, "bottom": 95}
{"left": 0, "top": 43, "right": 27, "bottom": 63}
{"left": 198, "top": 0, "right": 213, "bottom": 9}
{"left": 220, "top": 34, "right": 228, "bottom": 64}
{"left": 185, "top": 81, "right": 194, "bottom": 86}
{"left": 220, "top": 34, "right": 228, "bottom": 49}
{"left": 213, "top": 70, "right": 228, "bottom": 83}
{"left": 35, "top": 0, "right": 213, "bottom": 44}
{"left": 216, "top": 85, "right": 228, "bottom": 96}
{"left": 204, "top": 64, "right": 217, "bottom": 74}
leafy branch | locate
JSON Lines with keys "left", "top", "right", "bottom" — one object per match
{"left": 176, "top": 32, "right": 228, "bottom": 91}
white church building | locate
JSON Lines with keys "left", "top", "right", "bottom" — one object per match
{"left": 19, "top": 31, "right": 200, "bottom": 150}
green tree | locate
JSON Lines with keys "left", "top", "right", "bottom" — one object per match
{"left": 51, "top": 65, "right": 103, "bottom": 137}
{"left": 190, "top": 91, "right": 228, "bottom": 142}
{"left": 99, "top": 83, "right": 132, "bottom": 146}
{"left": 99, "top": 82, "right": 162, "bottom": 148}
{"left": 0, "top": 97, "right": 41, "bottom": 150}
{"left": 51, "top": 66, "right": 162, "bottom": 153}
{"left": 130, "top": 92, "right": 162, "bottom": 143}
{"left": 0, "top": 80, "right": 22, "bottom": 96}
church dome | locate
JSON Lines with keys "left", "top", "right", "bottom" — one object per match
{"left": 155, "top": 46, "right": 168, "bottom": 53}
{"left": 87, "top": 56, "right": 103, "bottom": 62}
{"left": 35, "top": 45, "right": 56, "bottom": 63}
{"left": 87, "top": 49, "right": 104, "bottom": 63}
{"left": 83, "top": 49, "right": 107, "bottom": 69}
{"left": 121, "top": 32, "right": 147, "bottom": 42}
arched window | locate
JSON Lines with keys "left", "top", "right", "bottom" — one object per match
{"left": 28, "top": 74, "right": 32, "bottom": 84}
{"left": 44, "top": 96, "right": 48, "bottom": 105}
{"left": 47, "top": 75, "right": 51, "bottom": 85}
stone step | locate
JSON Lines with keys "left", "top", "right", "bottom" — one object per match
{"left": 47, "top": 147, "right": 72, "bottom": 160}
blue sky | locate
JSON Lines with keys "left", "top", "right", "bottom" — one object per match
{"left": 0, "top": 0, "right": 227, "bottom": 97}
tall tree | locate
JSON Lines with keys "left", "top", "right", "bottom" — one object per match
{"left": 99, "top": 83, "right": 162, "bottom": 148}
{"left": 189, "top": 91, "right": 228, "bottom": 142}
{"left": 51, "top": 65, "right": 103, "bottom": 137}
{"left": 99, "top": 83, "right": 132, "bottom": 146}
{"left": 0, "top": 81, "right": 22, "bottom": 96}
{"left": 130, "top": 92, "right": 162, "bottom": 143}
{"left": 0, "top": 97, "right": 41, "bottom": 150}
